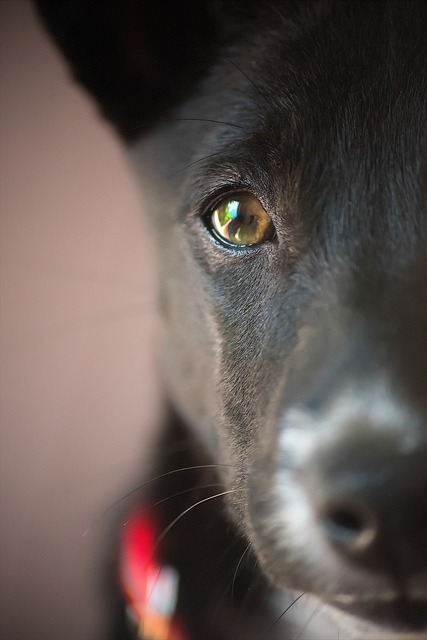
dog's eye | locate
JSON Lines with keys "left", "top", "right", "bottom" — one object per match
{"left": 209, "top": 193, "right": 274, "bottom": 247}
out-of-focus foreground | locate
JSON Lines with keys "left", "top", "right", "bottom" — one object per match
{"left": 0, "top": 2, "right": 161, "bottom": 638}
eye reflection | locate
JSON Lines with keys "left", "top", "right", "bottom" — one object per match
{"left": 210, "top": 193, "right": 274, "bottom": 247}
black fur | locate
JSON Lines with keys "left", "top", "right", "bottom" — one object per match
{"left": 36, "top": 2, "right": 427, "bottom": 638}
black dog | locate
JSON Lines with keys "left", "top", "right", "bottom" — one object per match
{"left": 37, "top": 2, "right": 427, "bottom": 638}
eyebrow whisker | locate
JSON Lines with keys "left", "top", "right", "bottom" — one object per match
{"left": 167, "top": 151, "right": 224, "bottom": 179}
{"left": 170, "top": 117, "right": 243, "bottom": 129}
{"left": 224, "top": 57, "right": 275, "bottom": 109}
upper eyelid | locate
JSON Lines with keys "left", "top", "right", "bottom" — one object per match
{"left": 177, "top": 167, "right": 249, "bottom": 222}
{"left": 177, "top": 163, "right": 277, "bottom": 225}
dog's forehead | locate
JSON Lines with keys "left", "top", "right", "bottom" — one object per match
{"left": 164, "top": 1, "right": 427, "bottom": 248}
{"left": 237, "top": 2, "right": 427, "bottom": 86}
{"left": 162, "top": 2, "right": 427, "bottom": 178}
{"left": 227, "top": 3, "right": 427, "bottom": 136}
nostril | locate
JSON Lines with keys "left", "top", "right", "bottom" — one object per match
{"left": 326, "top": 506, "right": 363, "bottom": 538}
{"left": 321, "top": 502, "right": 377, "bottom": 552}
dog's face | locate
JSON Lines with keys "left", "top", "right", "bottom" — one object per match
{"left": 38, "top": 1, "right": 427, "bottom": 635}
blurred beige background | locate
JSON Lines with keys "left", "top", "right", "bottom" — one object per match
{"left": 1, "top": 2, "right": 162, "bottom": 638}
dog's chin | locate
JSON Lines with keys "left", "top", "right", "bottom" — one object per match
{"left": 323, "top": 597, "right": 427, "bottom": 638}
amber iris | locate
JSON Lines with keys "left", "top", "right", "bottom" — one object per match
{"left": 210, "top": 193, "right": 273, "bottom": 246}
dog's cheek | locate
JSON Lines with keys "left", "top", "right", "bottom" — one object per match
{"left": 160, "top": 276, "right": 221, "bottom": 453}
{"left": 158, "top": 239, "right": 224, "bottom": 455}
{"left": 197, "top": 271, "right": 303, "bottom": 524}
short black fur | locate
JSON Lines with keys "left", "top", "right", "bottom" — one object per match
{"left": 36, "top": 2, "right": 427, "bottom": 638}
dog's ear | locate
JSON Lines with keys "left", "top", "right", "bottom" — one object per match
{"left": 35, "top": 1, "right": 226, "bottom": 140}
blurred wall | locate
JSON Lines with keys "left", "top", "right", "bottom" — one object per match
{"left": 0, "top": 2, "right": 162, "bottom": 638}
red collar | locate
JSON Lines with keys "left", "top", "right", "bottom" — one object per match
{"left": 120, "top": 509, "right": 189, "bottom": 640}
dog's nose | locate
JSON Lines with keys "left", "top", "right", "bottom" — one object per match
{"left": 307, "top": 433, "right": 427, "bottom": 575}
